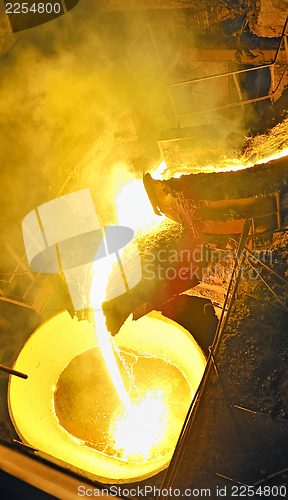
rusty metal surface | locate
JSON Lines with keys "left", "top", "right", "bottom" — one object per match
{"left": 144, "top": 172, "right": 281, "bottom": 238}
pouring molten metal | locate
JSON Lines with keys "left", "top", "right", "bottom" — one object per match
{"left": 8, "top": 174, "right": 206, "bottom": 481}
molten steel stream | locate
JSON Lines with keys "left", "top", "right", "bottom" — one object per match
{"left": 91, "top": 238, "right": 131, "bottom": 411}
{"left": 90, "top": 225, "right": 170, "bottom": 461}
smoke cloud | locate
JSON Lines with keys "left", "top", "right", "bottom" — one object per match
{"left": 0, "top": 1, "right": 169, "bottom": 235}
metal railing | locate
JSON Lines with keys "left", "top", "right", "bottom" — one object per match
{"left": 167, "top": 15, "right": 288, "bottom": 126}
{"left": 0, "top": 225, "right": 53, "bottom": 314}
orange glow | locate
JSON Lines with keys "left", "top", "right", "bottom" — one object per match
{"left": 89, "top": 181, "right": 200, "bottom": 462}
{"left": 256, "top": 147, "right": 288, "bottom": 165}
{"left": 9, "top": 311, "right": 206, "bottom": 483}
{"left": 151, "top": 160, "right": 167, "bottom": 179}
{"left": 90, "top": 223, "right": 174, "bottom": 462}
{"left": 150, "top": 148, "right": 288, "bottom": 179}
{"left": 116, "top": 166, "right": 165, "bottom": 232}
{"left": 102, "top": 144, "right": 288, "bottom": 461}
{"left": 90, "top": 255, "right": 174, "bottom": 462}
{"left": 110, "top": 390, "right": 168, "bottom": 462}
{"left": 91, "top": 253, "right": 132, "bottom": 411}
{"left": 91, "top": 307, "right": 131, "bottom": 411}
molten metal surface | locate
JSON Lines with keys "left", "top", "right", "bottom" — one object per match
{"left": 54, "top": 342, "right": 192, "bottom": 463}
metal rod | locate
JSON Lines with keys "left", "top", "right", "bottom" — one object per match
{"left": 59, "top": 0, "right": 67, "bottom": 13}
{"left": 245, "top": 227, "right": 281, "bottom": 241}
{"left": 148, "top": 23, "right": 162, "bottom": 67}
{"left": 284, "top": 36, "right": 288, "bottom": 65}
{"left": 245, "top": 249, "right": 288, "bottom": 286}
{"left": 237, "top": 289, "right": 288, "bottom": 313}
{"left": 208, "top": 347, "right": 219, "bottom": 377}
{"left": 168, "top": 63, "right": 273, "bottom": 87}
{"left": 232, "top": 73, "right": 245, "bottom": 113}
{"left": 247, "top": 260, "right": 288, "bottom": 312}
{"left": 5, "top": 242, "right": 36, "bottom": 282}
{"left": 254, "top": 467, "right": 288, "bottom": 487}
{"left": 273, "top": 15, "right": 288, "bottom": 63}
{"left": 0, "top": 364, "right": 28, "bottom": 379}
{"left": 13, "top": 440, "right": 38, "bottom": 452}
{"left": 166, "top": 85, "right": 179, "bottom": 126}
{"left": 213, "top": 220, "right": 251, "bottom": 343}
{"left": 215, "top": 252, "right": 247, "bottom": 343}
{"left": 0, "top": 296, "right": 34, "bottom": 309}
{"left": 215, "top": 473, "right": 249, "bottom": 487}
{"left": 233, "top": 405, "right": 288, "bottom": 424}
{"left": 270, "top": 64, "right": 275, "bottom": 95}
{"left": 177, "top": 92, "right": 276, "bottom": 117}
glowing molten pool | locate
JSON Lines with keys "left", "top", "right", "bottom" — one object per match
{"left": 54, "top": 343, "right": 192, "bottom": 464}
{"left": 8, "top": 310, "right": 206, "bottom": 483}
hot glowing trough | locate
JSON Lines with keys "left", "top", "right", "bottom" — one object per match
{"left": 8, "top": 310, "right": 206, "bottom": 483}
{"left": 151, "top": 147, "right": 288, "bottom": 179}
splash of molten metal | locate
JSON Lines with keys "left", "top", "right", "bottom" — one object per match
{"left": 110, "top": 390, "right": 168, "bottom": 462}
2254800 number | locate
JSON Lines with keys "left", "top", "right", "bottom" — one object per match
{"left": 5, "top": 3, "right": 61, "bottom": 14}
{"left": 231, "top": 485, "right": 287, "bottom": 496}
